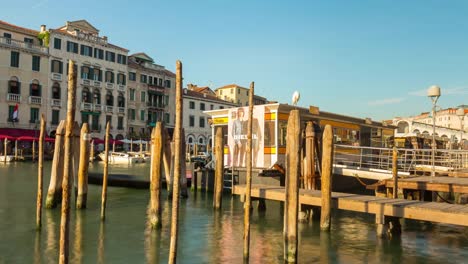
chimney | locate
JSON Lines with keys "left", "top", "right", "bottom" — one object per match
{"left": 40, "top": 25, "right": 46, "bottom": 32}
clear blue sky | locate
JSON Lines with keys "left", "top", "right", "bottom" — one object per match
{"left": 3, "top": 0, "right": 467, "bottom": 120}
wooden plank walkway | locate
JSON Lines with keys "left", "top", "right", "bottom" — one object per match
{"left": 233, "top": 184, "right": 468, "bottom": 227}
{"left": 385, "top": 176, "right": 468, "bottom": 194}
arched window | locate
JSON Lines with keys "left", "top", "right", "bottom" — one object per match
{"left": 118, "top": 93, "right": 125, "bottom": 107}
{"left": 93, "top": 68, "right": 102, "bottom": 81}
{"left": 30, "top": 79, "right": 41, "bottom": 97}
{"left": 106, "top": 92, "right": 114, "bottom": 106}
{"left": 117, "top": 73, "right": 126, "bottom": 85}
{"left": 198, "top": 137, "right": 204, "bottom": 145}
{"left": 413, "top": 129, "right": 420, "bottom": 135}
{"left": 93, "top": 89, "right": 101, "bottom": 104}
{"left": 105, "top": 71, "right": 114, "bottom": 83}
{"left": 8, "top": 76, "right": 20, "bottom": 94}
{"left": 397, "top": 121, "right": 409, "bottom": 133}
{"left": 81, "top": 66, "right": 90, "bottom": 79}
{"left": 52, "top": 82, "right": 60, "bottom": 99}
{"left": 187, "top": 136, "right": 194, "bottom": 144}
{"left": 82, "top": 88, "right": 91, "bottom": 103}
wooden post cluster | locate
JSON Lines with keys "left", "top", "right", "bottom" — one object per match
{"left": 100, "top": 122, "right": 110, "bottom": 220}
{"left": 148, "top": 122, "right": 164, "bottom": 229}
{"left": 169, "top": 60, "right": 183, "bottom": 264}
{"left": 243, "top": 82, "right": 254, "bottom": 261}
{"left": 284, "top": 110, "right": 301, "bottom": 263}
{"left": 213, "top": 126, "right": 224, "bottom": 210}
{"left": 76, "top": 123, "right": 90, "bottom": 209}
{"left": 36, "top": 114, "right": 45, "bottom": 229}
{"left": 320, "top": 125, "right": 333, "bottom": 231}
{"left": 46, "top": 120, "right": 65, "bottom": 208}
{"left": 59, "top": 60, "right": 77, "bottom": 264}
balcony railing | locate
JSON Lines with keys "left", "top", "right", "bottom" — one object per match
{"left": 81, "top": 102, "right": 92, "bottom": 111}
{"left": 81, "top": 79, "right": 91, "bottom": 86}
{"left": 118, "top": 84, "right": 125, "bottom": 91}
{"left": 0, "top": 36, "right": 48, "bottom": 54}
{"left": 105, "top": 106, "right": 113, "bottom": 113}
{"left": 106, "top": 83, "right": 114, "bottom": 90}
{"left": 51, "top": 99, "right": 61, "bottom": 107}
{"left": 147, "top": 102, "right": 165, "bottom": 108}
{"left": 51, "top": 73, "right": 62, "bottom": 81}
{"left": 94, "top": 104, "right": 102, "bottom": 112}
{"left": 118, "top": 107, "right": 125, "bottom": 114}
{"left": 94, "top": 81, "right": 102, "bottom": 87}
{"left": 29, "top": 96, "right": 42, "bottom": 105}
{"left": 7, "top": 93, "right": 21, "bottom": 102}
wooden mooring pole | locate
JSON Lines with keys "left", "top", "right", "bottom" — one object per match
{"left": 392, "top": 146, "right": 398, "bottom": 199}
{"left": 148, "top": 122, "right": 163, "bottom": 229}
{"left": 76, "top": 123, "right": 90, "bottom": 209}
{"left": 243, "top": 81, "right": 254, "bottom": 261}
{"left": 36, "top": 114, "right": 45, "bottom": 230}
{"left": 59, "top": 60, "right": 77, "bottom": 264}
{"left": 169, "top": 60, "right": 183, "bottom": 264}
{"left": 284, "top": 110, "right": 301, "bottom": 263}
{"left": 46, "top": 120, "right": 65, "bottom": 208}
{"left": 163, "top": 128, "right": 173, "bottom": 196}
{"left": 100, "top": 122, "right": 110, "bottom": 221}
{"left": 90, "top": 140, "right": 95, "bottom": 162}
{"left": 213, "top": 126, "right": 224, "bottom": 210}
{"left": 3, "top": 138, "right": 6, "bottom": 164}
{"left": 180, "top": 129, "right": 188, "bottom": 198}
{"left": 320, "top": 125, "right": 333, "bottom": 231}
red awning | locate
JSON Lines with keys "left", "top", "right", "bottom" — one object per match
{"left": 0, "top": 135, "right": 16, "bottom": 141}
{"left": 16, "top": 136, "right": 38, "bottom": 142}
{"left": 0, "top": 128, "right": 36, "bottom": 137}
{"left": 110, "top": 139, "right": 124, "bottom": 145}
{"left": 92, "top": 138, "right": 105, "bottom": 144}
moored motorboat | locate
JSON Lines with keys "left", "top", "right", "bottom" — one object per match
{"left": 98, "top": 151, "right": 145, "bottom": 164}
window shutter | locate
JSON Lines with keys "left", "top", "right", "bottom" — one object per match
{"left": 29, "top": 83, "right": 33, "bottom": 95}
{"left": 59, "top": 61, "right": 63, "bottom": 74}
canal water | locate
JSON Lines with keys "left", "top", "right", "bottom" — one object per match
{"left": 0, "top": 161, "right": 467, "bottom": 263}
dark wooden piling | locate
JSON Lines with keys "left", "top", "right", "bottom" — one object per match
{"left": 284, "top": 110, "right": 301, "bottom": 263}
{"left": 243, "top": 82, "right": 254, "bottom": 261}
{"left": 100, "top": 122, "right": 110, "bottom": 221}
{"left": 36, "top": 114, "right": 45, "bottom": 230}
{"left": 320, "top": 125, "right": 333, "bottom": 231}
{"left": 392, "top": 146, "right": 398, "bottom": 199}
{"left": 305, "top": 121, "right": 316, "bottom": 190}
{"left": 72, "top": 122, "right": 80, "bottom": 196}
{"left": 59, "top": 60, "right": 77, "bottom": 264}
{"left": 148, "top": 122, "right": 163, "bottom": 229}
{"left": 46, "top": 120, "right": 65, "bottom": 208}
{"left": 163, "top": 128, "right": 173, "bottom": 196}
{"left": 90, "top": 140, "right": 95, "bottom": 162}
{"left": 169, "top": 60, "right": 183, "bottom": 264}
{"left": 3, "top": 138, "right": 6, "bottom": 164}
{"left": 213, "top": 126, "right": 224, "bottom": 210}
{"left": 180, "top": 129, "right": 188, "bottom": 198}
{"left": 76, "top": 123, "right": 90, "bottom": 209}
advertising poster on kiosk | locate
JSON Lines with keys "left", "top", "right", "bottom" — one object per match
{"left": 227, "top": 106, "right": 264, "bottom": 168}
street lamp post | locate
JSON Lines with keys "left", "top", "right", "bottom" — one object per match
{"left": 427, "top": 85, "right": 441, "bottom": 179}
{"left": 457, "top": 107, "right": 465, "bottom": 150}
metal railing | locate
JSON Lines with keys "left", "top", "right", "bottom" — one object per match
{"left": 28, "top": 96, "right": 42, "bottom": 105}
{"left": 0, "top": 36, "right": 48, "bottom": 54}
{"left": 334, "top": 144, "right": 468, "bottom": 173}
{"left": 6, "top": 93, "right": 21, "bottom": 102}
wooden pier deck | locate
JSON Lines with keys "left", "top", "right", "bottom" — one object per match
{"left": 233, "top": 184, "right": 468, "bottom": 226}
{"left": 384, "top": 176, "right": 468, "bottom": 194}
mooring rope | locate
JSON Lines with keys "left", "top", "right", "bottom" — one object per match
{"left": 435, "top": 192, "right": 454, "bottom": 204}
{"left": 352, "top": 173, "right": 385, "bottom": 189}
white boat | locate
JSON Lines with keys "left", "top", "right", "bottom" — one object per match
{"left": 99, "top": 152, "right": 145, "bottom": 164}
{"left": 0, "top": 155, "right": 14, "bottom": 162}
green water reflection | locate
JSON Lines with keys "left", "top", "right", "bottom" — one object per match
{"left": 0, "top": 162, "right": 467, "bottom": 263}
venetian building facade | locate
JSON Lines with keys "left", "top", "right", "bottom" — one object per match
{"left": 0, "top": 21, "right": 49, "bottom": 132}
{"left": 47, "top": 20, "right": 129, "bottom": 139}
{"left": 214, "top": 83, "right": 268, "bottom": 106}
{"left": 127, "top": 53, "right": 175, "bottom": 139}
{"left": 184, "top": 84, "right": 237, "bottom": 150}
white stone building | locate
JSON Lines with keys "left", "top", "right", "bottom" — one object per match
{"left": 0, "top": 20, "right": 49, "bottom": 136}
{"left": 47, "top": 20, "right": 129, "bottom": 139}
{"left": 183, "top": 85, "right": 237, "bottom": 151}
